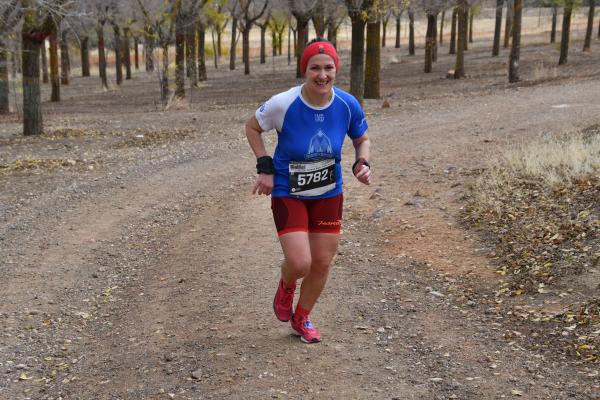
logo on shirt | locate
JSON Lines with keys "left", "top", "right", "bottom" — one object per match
{"left": 306, "top": 129, "right": 333, "bottom": 160}
{"left": 259, "top": 103, "right": 266, "bottom": 113}
{"left": 314, "top": 113, "right": 325, "bottom": 122}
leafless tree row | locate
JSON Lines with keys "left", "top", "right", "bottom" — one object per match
{"left": 1, "top": 0, "right": 598, "bottom": 135}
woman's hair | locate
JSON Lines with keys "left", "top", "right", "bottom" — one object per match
{"left": 306, "top": 37, "right": 336, "bottom": 49}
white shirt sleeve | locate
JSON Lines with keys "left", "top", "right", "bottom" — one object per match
{"left": 255, "top": 86, "right": 300, "bottom": 133}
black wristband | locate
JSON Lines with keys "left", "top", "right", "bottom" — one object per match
{"left": 352, "top": 158, "right": 370, "bottom": 176}
{"left": 256, "top": 156, "right": 275, "bottom": 175}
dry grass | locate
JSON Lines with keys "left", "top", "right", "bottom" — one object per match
{"left": 0, "top": 158, "right": 98, "bottom": 176}
{"left": 111, "top": 128, "right": 192, "bottom": 148}
{"left": 531, "top": 61, "right": 559, "bottom": 81}
{"left": 463, "top": 125, "right": 600, "bottom": 362}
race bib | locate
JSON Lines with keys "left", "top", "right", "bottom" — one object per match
{"left": 289, "top": 159, "right": 336, "bottom": 196}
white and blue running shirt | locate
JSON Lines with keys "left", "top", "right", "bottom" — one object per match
{"left": 255, "top": 85, "right": 368, "bottom": 199}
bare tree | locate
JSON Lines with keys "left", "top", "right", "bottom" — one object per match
{"left": 311, "top": 0, "right": 325, "bottom": 36}
{"left": 0, "top": 1, "right": 22, "bottom": 114}
{"left": 390, "top": 0, "right": 404, "bottom": 48}
{"left": 60, "top": 24, "right": 70, "bottom": 85}
{"left": 268, "top": 6, "right": 288, "bottom": 56}
{"left": 49, "top": 18, "right": 60, "bottom": 101}
{"left": 550, "top": 3, "right": 557, "bottom": 43}
{"left": 344, "top": 0, "right": 374, "bottom": 100}
{"left": 408, "top": 8, "right": 415, "bottom": 55}
{"left": 21, "top": 0, "right": 72, "bottom": 135}
{"left": 324, "top": 0, "right": 346, "bottom": 48}
{"left": 237, "top": 0, "right": 268, "bottom": 75}
{"left": 364, "top": 2, "right": 381, "bottom": 99}
{"left": 417, "top": 0, "right": 448, "bottom": 73}
{"left": 508, "top": 0, "right": 522, "bottom": 82}
{"left": 492, "top": 0, "right": 502, "bottom": 56}
{"left": 558, "top": 0, "right": 574, "bottom": 65}
{"left": 503, "top": 0, "right": 512, "bottom": 48}
{"left": 290, "top": 0, "right": 318, "bottom": 78}
{"left": 449, "top": 6, "right": 456, "bottom": 54}
{"left": 582, "top": 0, "right": 595, "bottom": 51}
{"left": 255, "top": 9, "right": 272, "bottom": 64}
{"left": 454, "top": 0, "right": 467, "bottom": 78}
{"left": 381, "top": 8, "right": 392, "bottom": 47}
{"left": 136, "top": 0, "right": 177, "bottom": 105}
{"left": 228, "top": 1, "right": 240, "bottom": 70}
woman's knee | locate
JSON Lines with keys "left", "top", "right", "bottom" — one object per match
{"left": 285, "top": 256, "right": 312, "bottom": 278}
{"left": 310, "top": 258, "right": 332, "bottom": 278}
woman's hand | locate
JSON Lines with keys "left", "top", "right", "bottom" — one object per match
{"left": 353, "top": 159, "right": 371, "bottom": 185}
{"left": 253, "top": 173, "right": 274, "bottom": 195}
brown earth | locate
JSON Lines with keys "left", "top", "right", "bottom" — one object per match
{"left": 1, "top": 33, "right": 600, "bottom": 400}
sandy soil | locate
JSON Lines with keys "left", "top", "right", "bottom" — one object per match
{"left": 1, "top": 31, "right": 600, "bottom": 399}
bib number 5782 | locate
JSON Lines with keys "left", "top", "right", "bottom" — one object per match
{"left": 298, "top": 169, "right": 329, "bottom": 186}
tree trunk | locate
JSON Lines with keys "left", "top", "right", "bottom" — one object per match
{"left": 469, "top": 7, "right": 474, "bottom": 43}
{"left": 287, "top": 24, "right": 291, "bottom": 65}
{"left": 583, "top": 0, "right": 595, "bottom": 51}
{"left": 113, "top": 25, "right": 122, "bottom": 85}
{"left": 0, "top": 40, "right": 8, "bottom": 114}
{"left": 22, "top": 33, "right": 43, "bottom": 135}
{"left": 229, "top": 17, "right": 237, "bottom": 70}
{"left": 364, "top": 19, "right": 380, "bottom": 99}
{"left": 81, "top": 36, "right": 90, "bottom": 76}
{"left": 161, "top": 44, "right": 169, "bottom": 105}
{"left": 260, "top": 25, "right": 267, "bottom": 64}
{"left": 49, "top": 29, "right": 60, "bottom": 102}
{"left": 272, "top": 30, "right": 277, "bottom": 57}
{"left": 295, "top": 17, "right": 309, "bottom": 78}
{"left": 504, "top": 0, "right": 513, "bottom": 48}
{"left": 492, "top": 0, "right": 503, "bottom": 56}
{"left": 217, "top": 29, "right": 222, "bottom": 57}
{"left": 425, "top": 13, "right": 435, "bottom": 73}
{"left": 134, "top": 37, "right": 139, "bottom": 70}
{"left": 327, "top": 19, "right": 338, "bottom": 47}
{"left": 508, "top": 0, "right": 522, "bottom": 82}
{"left": 187, "top": 26, "right": 198, "bottom": 86}
{"left": 408, "top": 11, "right": 415, "bottom": 55}
{"left": 450, "top": 8, "right": 457, "bottom": 54}
{"left": 198, "top": 24, "right": 207, "bottom": 81}
{"left": 123, "top": 29, "right": 132, "bottom": 80}
{"left": 382, "top": 18, "right": 388, "bottom": 47}
{"left": 185, "top": 30, "right": 192, "bottom": 78}
{"left": 433, "top": 13, "right": 438, "bottom": 61}
{"left": 395, "top": 16, "right": 401, "bottom": 48}
{"left": 464, "top": 8, "right": 469, "bottom": 50}
{"left": 60, "top": 29, "right": 70, "bottom": 85}
{"left": 440, "top": 10, "right": 445, "bottom": 44}
{"left": 212, "top": 29, "right": 219, "bottom": 69}
{"left": 279, "top": 31, "right": 284, "bottom": 55}
{"left": 97, "top": 24, "right": 108, "bottom": 89}
{"left": 454, "top": 0, "right": 467, "bottom": 79}
{"left": 242, "top": 27, "right": 251, "bottom": 75}
{"left": 144, "top": 25, "right": 154, "bottom": 72}
{"left": 550, "top": 6, "right": 557, "bottom": 43}
{"left": 349, "top": 11, "right": 367, "bottom": 100}
{"left": 558, "top": 0, "right": 573, "bottom": 65}
{"left": 175, "top": 17, "right": 185, "bottom": 97}
{"left": 41, "top": 39, "right": 49, "bottom": 83}
{"left": 312, "top": 10, "right": 325, "bottom": 37}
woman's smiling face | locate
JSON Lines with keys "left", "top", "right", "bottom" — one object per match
{"left": 304, "top": 54, "right": 336, "bottom": 97}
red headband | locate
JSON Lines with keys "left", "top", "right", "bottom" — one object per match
{"left": 300, "top": 41, "right": 339, "bottom": 75}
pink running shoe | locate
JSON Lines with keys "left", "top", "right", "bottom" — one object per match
{"left": 273, "top": 279, "right": 295, "bottom": 322}
{"left": 290, "top": 314, "right": 322, "bottom": 343}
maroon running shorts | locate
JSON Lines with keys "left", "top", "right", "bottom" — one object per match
{"left": 271, "top": 194, "right": 343, "bottom": 236}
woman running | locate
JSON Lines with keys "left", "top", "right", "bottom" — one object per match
{"left": 245, "top": 38, "right": 371, "bottom": 343}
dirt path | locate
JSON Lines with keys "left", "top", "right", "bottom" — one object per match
{"left": 2, "top": 39, "right": 600, "bottom": 399}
